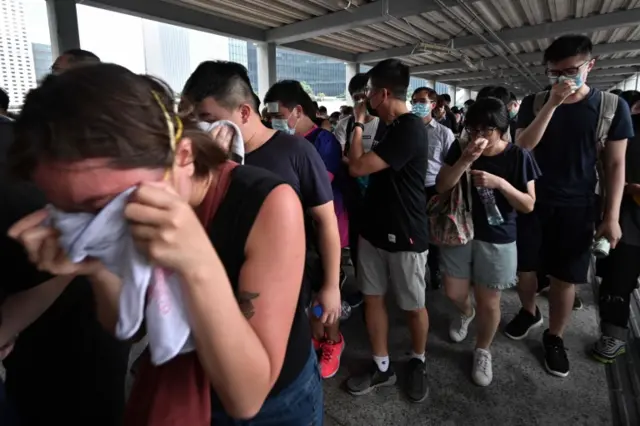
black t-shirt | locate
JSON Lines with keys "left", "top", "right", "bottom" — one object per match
{"left": 244, "top": 131, "right": 333, "bottom": 210}
{"left": 620, "top": 115, "right": 640, "bottom": 247}
{"left": 0, "top": 176, "right": 130, "bottom": 426}
{"left": 245, "top": 130, "right": 333, "bottom": 292}
{"left": 1, "top": 124, "right": 129, "bottom": 425}
{"left": 207, "top": 165, "right": 311, "bottom": 411}
{"left": 517, "top": 88, "right": 634, "bottom": 206}
{"left": 445, "top": 140, "right": 540, "bottom": 244}
{"left": 361, "top": 113, "right": 429, "bottom": 252}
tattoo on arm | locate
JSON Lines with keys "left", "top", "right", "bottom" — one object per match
{"left": 238, "top": 291, "right": 260, "bottom": 319}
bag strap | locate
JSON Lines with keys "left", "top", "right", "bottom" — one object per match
{"left": 596, "top": 91, "right": 618, "bottom": 152}
{"left": 532, "top": 91, "right": 549, "bottom": 116}
{"left": 196, "top": 161, "right": 238, "bottom": 226}
{"left": 344, "top": 117, "right": 355, "bottom": 155}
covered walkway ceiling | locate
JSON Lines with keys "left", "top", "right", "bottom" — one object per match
{"left": 84, "top": 0, "right": 640, "bottom": 95}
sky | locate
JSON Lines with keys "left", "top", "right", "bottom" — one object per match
{"left": 19, "top": 0, "right": 232, "bottom": 76}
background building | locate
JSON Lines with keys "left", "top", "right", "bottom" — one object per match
{"left": 31, "top": 42, "right": 51, "bottom": 82}
{"left": 0, "top": 0, "right": 36, "bottom": 108}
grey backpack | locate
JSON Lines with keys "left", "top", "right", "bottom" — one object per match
{"left": 532, "top": 90, "right": 619, "bottom": 197}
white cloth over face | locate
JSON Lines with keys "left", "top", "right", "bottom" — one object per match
{"left": 198, "top": 120, "right": 245, "bottom": 164}
{"left": 49, "top": 188, "right": 194, "bottom": 365}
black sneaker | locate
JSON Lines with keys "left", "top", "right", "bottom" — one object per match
{"left": 504, "top": 307, "right": 543, "bottom": 340}
{"left": 543, "top": 330, "right": 569, "bottom": 377}
{"left": 573, "top": 295, "right": 584, "bottom": 311}
{"left": 406, "top": 358, "right": 429, "bottom": 403}
{"left": 346, "top": 361, "right": 397, "bottom": 396}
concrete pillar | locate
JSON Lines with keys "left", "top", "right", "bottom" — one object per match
{"left": 345, "top": 62, "right": 361, "bottom": 103}
{"left": 256, "top": 42, "right": 277, "bottom": 104}
{"left": 46, "top": 0, "right": 80, "bottom": 59}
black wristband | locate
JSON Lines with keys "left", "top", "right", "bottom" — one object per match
{"left": 354, "top": 122, "right": 365, "bottom": 131}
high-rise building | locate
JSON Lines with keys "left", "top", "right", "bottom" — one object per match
{"left": 0, "top": 0, "right": 36, "bottom": 107}
{"left": 32, "top": 42, "right": 52, "bottom": 83}
{"left": 142, "top": 20, "right": 192, "bottom": 94}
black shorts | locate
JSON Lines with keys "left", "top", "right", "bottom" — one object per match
{"left": 517, "top": 203, "right": 595, "bottom": 284}
{"left": 301, "top": 249, "right": 324, "bottom": 308}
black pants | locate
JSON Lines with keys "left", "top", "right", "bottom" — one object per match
{"left": 425, "top": 186, "right": 440, "bottom": 279}
{"left": 598, "top": 242, "right": 640, "bottom": 338}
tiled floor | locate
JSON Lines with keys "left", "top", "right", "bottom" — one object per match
{"left": 322, "top": 273, "right": 611, "bottom": 426}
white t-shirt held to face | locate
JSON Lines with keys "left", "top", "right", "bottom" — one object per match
{"left": 334, "top": 116, "right": 380, "bottom": 154}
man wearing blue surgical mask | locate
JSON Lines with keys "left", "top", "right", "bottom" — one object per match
{"left": 507, "top": 92, "right": 520, "bottom": 142}
{"left": 507, "top": 34, "right": 633, "bottom": 380}
{"left": 411, "top": 87, "right": 454, "bottom": 290}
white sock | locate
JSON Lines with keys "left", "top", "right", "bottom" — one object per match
{"left": 373, "top": 355, "right": 389, "bottom": 372}
{"left": 410, "top": 351, "right": 426, "bottom": 363}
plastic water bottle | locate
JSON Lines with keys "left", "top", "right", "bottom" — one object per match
{"left": 477, "top": 187, "right": 504, "bottom": 226}
{"left": 592, "top": 237, "right": 611, "bottom": 259}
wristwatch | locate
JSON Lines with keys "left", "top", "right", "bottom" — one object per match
{"left": 354, "top": 122, "right": 365, "bottom": 131}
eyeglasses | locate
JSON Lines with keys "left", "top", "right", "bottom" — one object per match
{"left": 465, "top": 127, "right": 496, "bottom": 137}
{"left": 411, "top": 98, "right": 431, "bottom": 105}
{"left": 545, "top": 60, "right": 590, "bottom": 78}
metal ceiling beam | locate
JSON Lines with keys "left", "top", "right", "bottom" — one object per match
{"left": 83, "top": 0, "right": 355, "bottom": 62}
{"left": 283, "top": 40, "right": 356, "bottom": 62}
{"left": 358, "top": 8, "right": 640, "bottom": 64}
{"left": 266, "top": 0, "right": 458, "bottom": 45}
{"left": 434, "top": 63, "right": 640, "bottom": 82}
{"left": 411, "top": 40, "right": 640, "bottom": 74}
{"left": 83, "top": 0, "right": 265, "bottom": 41}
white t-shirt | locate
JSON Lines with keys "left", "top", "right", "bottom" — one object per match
{"left": 334, "top": 116, "right": 381, "bottom": 153}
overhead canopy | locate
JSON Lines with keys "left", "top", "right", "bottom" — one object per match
{"left": 84, "top": 0, "right": 640, "bottom": 95}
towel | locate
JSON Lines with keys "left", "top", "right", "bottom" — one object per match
{"left": 198, "top": 120, "right": 245, "bottom": 164}
{"left": 49, "top": 188, "right": 193, "bottom": 365}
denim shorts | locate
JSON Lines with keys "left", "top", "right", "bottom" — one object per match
{"left": 211, "top": 347, "right": 323, "bottom": 425}
{"left": 440, "top": 240, "right": 517, "bottom": 290}
{"left": 0, "top": 380, "right": 17, "bottom": 426}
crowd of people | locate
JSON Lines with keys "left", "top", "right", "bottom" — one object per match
{"left": 0, "top": 33, "right": 638, "bottom": 425}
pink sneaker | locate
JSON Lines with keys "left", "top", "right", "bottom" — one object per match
{"left": 319, "top": 334, "right": 345, "bottom": 379}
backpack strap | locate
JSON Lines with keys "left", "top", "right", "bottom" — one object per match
{"left": 594, "top": 91, "right": 619, "bottom": 199}
{"left": 195, "top": 161, "right": 238, "bottom": 226}
{"left": 596, "top": 91, "right": 618, "bottom": 152}
{"left": 532, "top": 91, "right": 549, "bottom": 116}
{"left": 458, "top": 138, "right": 473, "bottom": 212}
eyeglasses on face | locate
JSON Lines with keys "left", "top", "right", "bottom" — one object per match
{"left": 545, "top": 60, "right": 590, "bottom": 78}
{"left": 465, "top": 127, "right": 497, "bottom": 137}
{"left": 411, "top": 98, "right": 431, "bottom": 105}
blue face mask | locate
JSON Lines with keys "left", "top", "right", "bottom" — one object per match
{"left": 550, "top": 74, "right": 584, "bottom": 92}
{"left": 271, "top": 118, "right": 294, "bottom": 135}
{"left": 411, "top": 102, "right": 431, "bottom": 118}
{"left": 508, "top": 109, "right": 518, "bottom": 119}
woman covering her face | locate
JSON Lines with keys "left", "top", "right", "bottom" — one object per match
{"left": 8, "top": 64, "right": 322, "bottom": 425}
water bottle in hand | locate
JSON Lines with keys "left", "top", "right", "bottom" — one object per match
{"left": 477, "top": 187, "right": 504, "bottom": 226}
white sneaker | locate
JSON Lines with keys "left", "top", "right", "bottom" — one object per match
{"left": 472, "top": 348, "right": 493, "bottom": 387}
{"left": 449, "top": 308, "right": 476, "bottom": 343}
